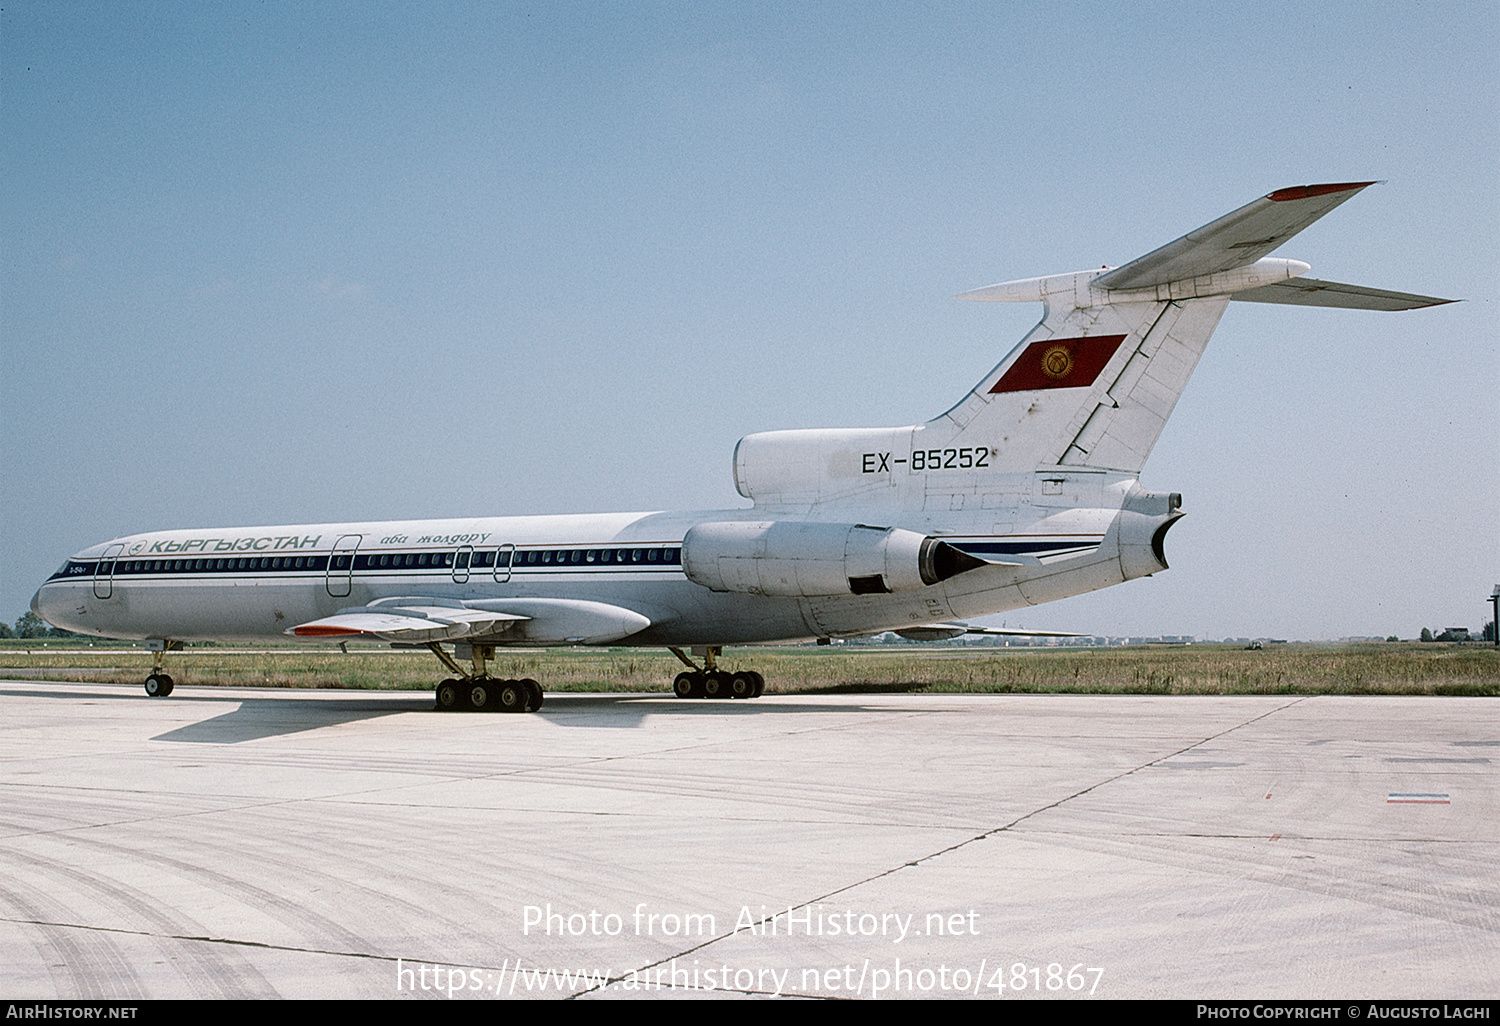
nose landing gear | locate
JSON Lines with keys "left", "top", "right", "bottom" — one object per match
{"left": 141, "top": 639, "right": 182, "bottom": 696}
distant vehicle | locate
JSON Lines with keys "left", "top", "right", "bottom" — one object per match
{"left": 32, "top": 183, "right": 1452, "bottom": 710}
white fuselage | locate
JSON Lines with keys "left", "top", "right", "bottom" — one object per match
{"left": 32, "top": 471, "right": 1159, "bottom": 647}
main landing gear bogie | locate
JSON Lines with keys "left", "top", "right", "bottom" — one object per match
{"left": 669, "top": 648, "right": 765, "bottom": 700}
{"left": 429, "top": 642, "right": 544, "bottom": 713}
{"left": 434, "top": 676, "right": 543, "bottom": 713}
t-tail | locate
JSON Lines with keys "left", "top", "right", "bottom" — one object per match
{"left": 734, "top": 182, "right": 1451, "bottom": 513}
{"left": 725, "top": 182, "right": 1452, "bottom": 609}
{"left": 943, "top": 181, "right": 1451, "bottom": 474}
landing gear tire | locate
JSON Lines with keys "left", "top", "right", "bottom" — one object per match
{"left": 749, "top": 671, "right": 765, "bottom": 698}
{"left": 729, "top": 671, "right": 757, "bottom": 699}
{"left": 496, "top": 680, "right": 527, "bottom": 713}
{"left": 673, "top": 671, "right": 701, "bottom": 698}
{"left": 703, "top": 670, "right": 734, "bottom": 699}
{"left": 468, "top": 681, "right": 492, "bottom": 711}
{"left": 436, "top": 679, "right": 462, "bottom": 711}
{"left": 521, "top": 678, "right": 543, "bottom": 711}
{"left": 144, "top": 673, "right": 173, "bottom": 697}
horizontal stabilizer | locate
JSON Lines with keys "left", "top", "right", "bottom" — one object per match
{"left": 1230, "top": 277, "right": 1455, "bottom": 310}
{"left": 1094, "top": 182, "right": 1375, "bottom": 291}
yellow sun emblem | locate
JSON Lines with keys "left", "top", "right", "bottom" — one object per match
{"left": 1040, "top": 344, "right": 1074, "bottom": 380}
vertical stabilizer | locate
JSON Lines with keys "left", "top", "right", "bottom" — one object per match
{"left": 946, "top": 183, "right": 1396, "bottom": 474}
{"left": 935, "top": 281, "right": 1228, "bottom": 473}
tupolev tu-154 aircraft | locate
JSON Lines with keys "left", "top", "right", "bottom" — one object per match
{"left": 32, "top": 182, "right": 1453, "bottom": 711}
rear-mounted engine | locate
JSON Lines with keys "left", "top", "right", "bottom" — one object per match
{"left": 681, "top": 521, "right": 986, "bottom": 598}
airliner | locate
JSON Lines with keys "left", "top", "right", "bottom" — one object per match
{"left": 31, "top": 182, "right": 1452, "bottom": 711}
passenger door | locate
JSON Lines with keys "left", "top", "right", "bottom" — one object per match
{"left": 452, "top": 545, "right": 473, "bottom": 584}
{"left": 327, "top": 535, "right": 362, "bottom": 597}
{"left": 93, "top": 543, "right": 124, "bottom": 599}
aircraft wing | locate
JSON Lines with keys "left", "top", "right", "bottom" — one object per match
{"left": 1093, "top": 182, "right": 1376, "bottom": 291}
{"left": 288, "top": 596, "right": 653, "bottom": 646}
{"left": 1229, "top": 277, "right": 1455, "bottom": 310}
{"left": 288, "top": 605, "right": 528, "bottom": 642}
{"left": 895, "top": 623, "right": 1086, "bottom": 641}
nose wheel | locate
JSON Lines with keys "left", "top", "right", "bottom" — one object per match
{"left": 141, "top": 640, "right": 182, "bottom": 696}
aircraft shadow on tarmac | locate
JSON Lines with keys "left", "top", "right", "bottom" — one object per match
{"left": 149, "top": 693, "right": 910, "bottom": 741}
{"left": 2, "top": 683, "right": 903, "bottom": 743}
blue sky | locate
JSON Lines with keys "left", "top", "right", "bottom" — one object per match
{"left": 3, "top": 1, "right": 1495, "bottom": 639}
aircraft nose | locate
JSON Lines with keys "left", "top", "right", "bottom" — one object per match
{"left": 31, "top": 583, "right": 63, "bottom": 628}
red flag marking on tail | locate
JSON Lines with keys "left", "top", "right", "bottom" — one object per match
{"left": 989, "top": 334, "right": 1127, "bottom": 394}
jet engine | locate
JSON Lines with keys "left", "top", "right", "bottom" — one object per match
{"left": 681, "top": 521, "right": 986, "bottom": 598}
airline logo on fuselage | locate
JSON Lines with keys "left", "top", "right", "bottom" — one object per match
{"left": 988, "top": 334, "right": 1127, "bottom": 393}
{"left": 126, "top": 535, "right": 324, "bottom": 556}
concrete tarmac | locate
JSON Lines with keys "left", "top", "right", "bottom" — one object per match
{"left": 0, "top": 681, "right": 1494, "bottom": 1000}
